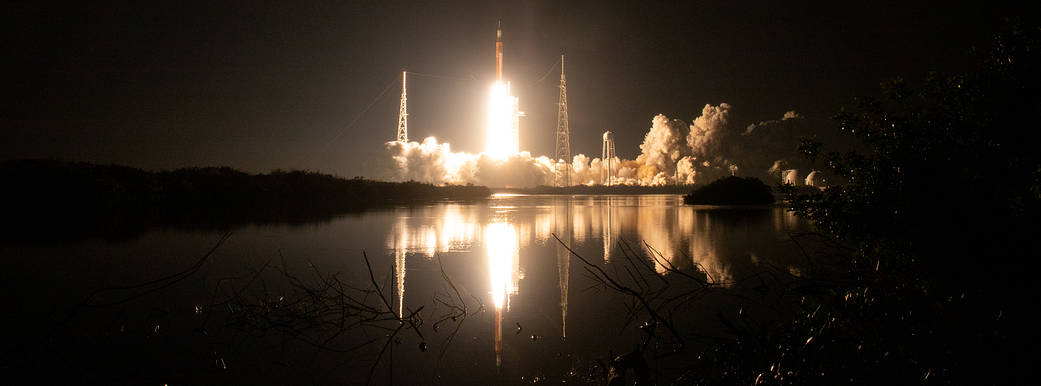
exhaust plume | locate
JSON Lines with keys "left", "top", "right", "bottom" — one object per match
{"left": 371, "top": 102, "right": 812, "bottom": 187}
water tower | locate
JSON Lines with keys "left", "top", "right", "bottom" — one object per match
{"left": 601, "top": 131, "right": 616, "bottom": 185}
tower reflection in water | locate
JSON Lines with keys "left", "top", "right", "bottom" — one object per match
{"left": 485, "top": 214, "right": 520, "bottom": 369}
{"left": 387, "top": 205, "right": 480, "bottom": 318}
{"left": 554, "top": 197, "right": 571, "bottom": 341}
{"left": 384, "top": 196, "right": 799, "bottom": 371}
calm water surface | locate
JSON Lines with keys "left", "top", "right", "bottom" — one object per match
{"left": 5, "top": 194, "right": 810, "bottom": 384}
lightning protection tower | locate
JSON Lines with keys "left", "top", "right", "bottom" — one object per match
{"left": 396, "top": 70, "right": 408, "bottom": 143}
{"left": 602, "top": 131, "right": 616, "bottom": 186}
{"left": 555, "top": 54, "right": 571, "bottom": 186}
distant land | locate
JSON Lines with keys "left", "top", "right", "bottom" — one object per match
{"left": 495, "top": 184, "right": 695, "bottom": 195}
{"left": 0, "top": 159, "right": 490, "bottom": 242}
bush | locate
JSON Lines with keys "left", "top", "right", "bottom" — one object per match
{"left": 683, "top": 176, "right": 775, "bottom": 205}
{"left": 773, "top": 22, "right": 1041, "bottom": 384}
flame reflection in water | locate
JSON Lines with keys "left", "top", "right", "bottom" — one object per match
{"left": 382, "top": 195, "right": 806, "bottom": 371}
{"left": 485, "top": 218, "right": 520, "bottom": 369}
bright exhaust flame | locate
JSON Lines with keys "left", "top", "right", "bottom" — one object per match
{"left": 485, "top": 82, "right": 519, "bottom": 160}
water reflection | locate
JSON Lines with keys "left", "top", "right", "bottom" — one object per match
{"left": 395, "top": 249, "right": 405, "bottom": 318}
{"left": 382, "top": 195, "right": 806, "bottom": 370}
{"left": 486, "top": 219, "right": 520, "bottom": 310}
{"left": 388, "top": 205, "right": 479, "bottom": 258}
{"left": 486, "top": 215, "right": 520, "bottom": 369}
{"left": 387, "top": 205, "right": 482, "bottom": 317}
{"left": 601, "top": 196, "right": 616, "bottom": 261}
{"left": 555, "top": 197, "right": 572, "bottom": 340}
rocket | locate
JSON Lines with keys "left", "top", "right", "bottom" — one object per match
{"left": 495, "top": 20, "right": 503, "bottom": 81}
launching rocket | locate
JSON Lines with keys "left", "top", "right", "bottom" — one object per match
{"left": 486, "top": 19, "right": 519, "bottom": 160}
{"left": 495, "top": 20, "right": 503, "bottom": 81}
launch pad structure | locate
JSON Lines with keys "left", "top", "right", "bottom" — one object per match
{"left": 392, "top": 21, "right": 581, "bottom": 186}
{"left": 396, "top": 70, "right": 408, "bottom": 143}
{"left": 555, "top": 54, "right": 571, "bottom": 186}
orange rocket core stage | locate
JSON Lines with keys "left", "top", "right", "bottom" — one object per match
{"left": 496, "top": 20, "right": 503, "bottom": 81}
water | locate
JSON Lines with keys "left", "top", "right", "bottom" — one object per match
{"left": 3, "top": 194, "right": 810, "bottom": 384}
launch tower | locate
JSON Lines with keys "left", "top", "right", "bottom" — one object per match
{"left": 555, "top": 54, "right": 571, "bottom": 186}
{"left": 396, "top": 70, "right": 408, "bottom": 143}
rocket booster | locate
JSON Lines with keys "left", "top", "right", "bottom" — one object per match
{"left": 495, "top": 20, "right": 503, "bottom": 81}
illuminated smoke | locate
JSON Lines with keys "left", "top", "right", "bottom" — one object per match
{"left": 676, "top": 157, "right": 697, "bottom": 184}
{"left": 379, "top": 137, "right": 559, "bottom": 187}
{"left": 782, "top": 169, "right": 800, "bottom": 185}
{"left": 381, "top": 138, "right": 478, "bottom": 184}
{"left": 768, "top": 160, "right": 789, "bottom": 176}
{"left": 687, "top": 103, "right": 732, "bottom": 159}
{"left": 805, "top": 170, "right": 824, "bottom": 187}
{"left": 635, "top": 114, "right": 691, "bottom": 184}
{"left": 373, "top": 99, "right": 808, "bottom": 187}
{"left": 744, "top": 109, "right": 804, "bottom": 135}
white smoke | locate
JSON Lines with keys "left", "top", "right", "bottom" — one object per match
{"left": 805, "top": 170, "right": 824, "bottom": 187}
{"left": 676, "top": 156, "right": 697, "bottom": 184}
{"left": 378, "top": 137, "right": 559, "bottom": 187}
{"left": 782, "top": 169, "right": 800, "bottom": 185}
{"left": 382, "top": 138, "right": 475, "bottom": 184}
{"left": 744, "top": 109, "right": 804, "bottom": 135}
{"left": 372, "top": 104, "right": 807, "bottom": 187}
{"left": 635, "top": 114, "right": 691, "bottom": 184}
{"left": 687, "top": 104, "right": 731, "bottom": 160}
{"left": 570, "top": 154, "right": 600, "bottom": 185}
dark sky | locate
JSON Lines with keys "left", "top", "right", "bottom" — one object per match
{"left": 3, "top": 1, "right": 1026, "bottom": 176}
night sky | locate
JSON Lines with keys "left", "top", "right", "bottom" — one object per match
{"left": 3, "top": 1, "right": 1024, "bottom": 177}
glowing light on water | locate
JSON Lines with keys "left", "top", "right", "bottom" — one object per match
{"left": 485, "top": 82, "right": 519, "bottom": 160}
{"left": 486, "top": 221, "right": 519, "bottom": 309}
{"left": 486, "top": 218, "right": 520, "bottom": 369}
{"left": 395, "top": 248, "right": 405, "bottom": 318}
{"left": 387, "top": 206, "right": 480, "bottom": 318}
{"left": 601, "top": 197, "right": 615, "bottom": 262}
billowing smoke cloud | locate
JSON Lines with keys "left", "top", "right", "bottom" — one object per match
{"left": 805, "top": 170, "right": 825, "bottom": 187}
{"left": 635, "top": 114, "right": 692, "bottom": 184}
{"left": 783, "top": 169, "right": 799, "bottom": 185}
{"left": 372, "top": 104, "right": 814, "bottom": 187}
{"left": 687, "top": 103, "right": 731, "bottom": 159}
{"left": 378, "top": 137, "right": 560, "bottom": 187}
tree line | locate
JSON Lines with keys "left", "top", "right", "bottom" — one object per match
{"left": 0, "top": 160, "right": 490, "bottom": 241}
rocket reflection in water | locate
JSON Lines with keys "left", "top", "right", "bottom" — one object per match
{"left": 485, "top": 215, "right": 520, "bottom": 369}
{"left": 380, "top": 195, "right": 806, "bottom": 372}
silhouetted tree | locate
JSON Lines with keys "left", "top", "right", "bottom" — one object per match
{"left": 776, "top": 21, "right": 1041, "bottom": 384}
